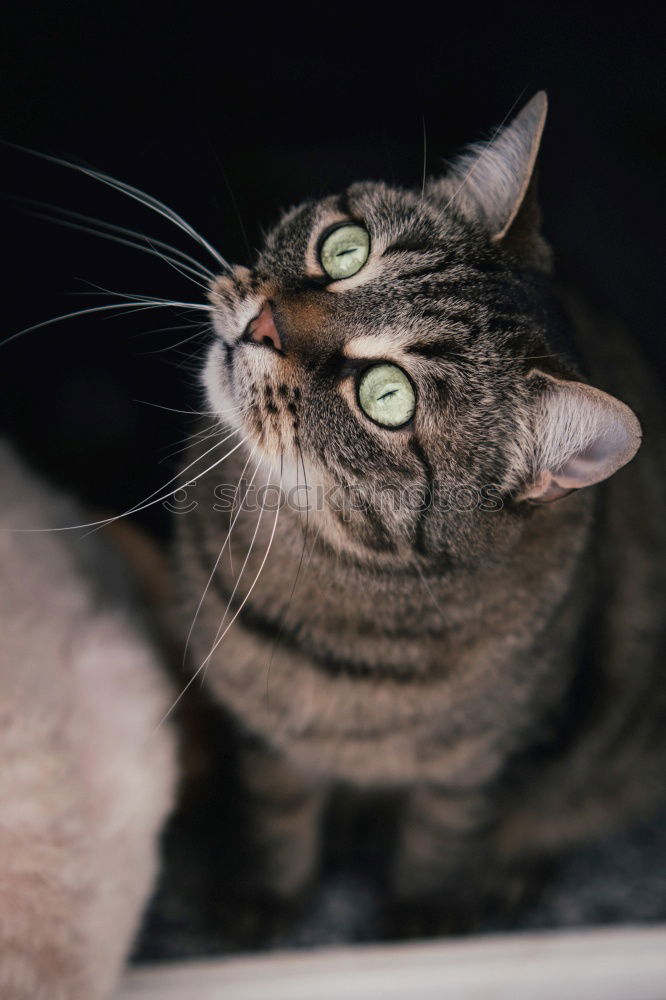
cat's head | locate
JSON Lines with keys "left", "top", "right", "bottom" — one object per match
{"left": 204, "top": 93, "right": 641, "bottom": 566}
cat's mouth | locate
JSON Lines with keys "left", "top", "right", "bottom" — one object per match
{"left": 220, "top": 302, "right": 302, "bottom": 459}
{"left": 207, "top": 281, "right": 317, "bottom": 461}
{"left": 239, "top": 372, "right": 302, "bottom": 461}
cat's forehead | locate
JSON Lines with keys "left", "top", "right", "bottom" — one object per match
{"left": 259, "top": 181, "right": 464, "bottom": 277}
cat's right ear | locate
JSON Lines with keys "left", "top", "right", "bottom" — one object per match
{"left": 429, "top": 92, "right": 551, "bottom": 269}
{"left": 517, "top": 371, "right": 642, "bottom": 504}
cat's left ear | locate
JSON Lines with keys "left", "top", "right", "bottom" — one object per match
{"left": 518, "top": 371, "right": 642, "bottom": 503}
{"left": 432, "top": 92, "right": 551, "bottom": 268}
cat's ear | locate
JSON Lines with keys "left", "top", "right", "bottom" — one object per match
{"left": 518, "top": 371, "right": 642, "bottom": 503}
{"left": 434, "top": 92, "right": 551, "bottom": 268}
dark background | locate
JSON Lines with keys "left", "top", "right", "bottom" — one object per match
{"left": 2, "top": 4, "right": 664, "bottom": 533}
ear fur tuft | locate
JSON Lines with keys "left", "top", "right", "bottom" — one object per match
{"left": 519, "top": 370, "right": 642, "bottom": 504}
{"left": 429, "top": 92, "right": 551, "bottom": 269}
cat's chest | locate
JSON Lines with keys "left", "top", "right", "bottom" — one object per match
{"left": 185, "top": 563, "right": 577, "bottom": 786}
{"left": 178, "top": 471, "right": 591, "bottom": 784}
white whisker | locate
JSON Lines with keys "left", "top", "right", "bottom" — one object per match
{"left": 201, "top": 465, "right": 282, "bottom": 679}
{"left": 0, "top": 300, "right": 209, "bottom": 349}
{"left": 144, "top": 249, "right": 210, "bottom": 293}
{"left": 3, "top": 432, "right": 249, "bottom": 535}
{"left": 154, "top": 461, "right": 282, "bottom": 731}
{"left": 71, "top": 283, "right": 210, "bottom": 312}
{"left": 265, "top": 445, "right": 310, "bottom": 708}
{"left": 208, "top": 461, "right": 272, "bottom": 652}
{"left": 133, "top": 399, "right": 241, "bottom": 417}
{"left": 142, "top": 324, "right": 212, "bottom": 354}
{"left": 183, "top": 445, "right": 261, "bottom": 669}
{"left": 8, "top": 143, "right": 231, "bottom": 272}
{"left": 76, "top": 433, "right": 251, "bottom": 538}
{"left": 443, "top": 93, "right": 525, "bottom": 212}
{"left": 8, "top": 194, "right": 216, "bottom": 279}
{"left": 420, "top": 115, "right": 427, "bottom": 202}
{"left": 158, "top": 423, "right": 223, "bottom": 463}
{"left": 159, "top": 417, "right": 249, "bottom": 462}
{"left": 101, "top": 425, "right": 241, "bottom": 518}
{"left": 21, "top": 205, "right": 213, "bottom": 288}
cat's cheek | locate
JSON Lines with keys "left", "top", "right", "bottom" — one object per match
{"left": 202, "top": 342, "right": 243, "bottom": 429}
{"left": 210, "top": 295, "right": 261, "bottom": 347}
{"left": 208, "top": 269, "right": 268, "bottom": 349}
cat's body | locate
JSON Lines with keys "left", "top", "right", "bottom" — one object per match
{"left": 0, "top": 441, "right": 176, "bottom": 998}
{"left": 175, "top": 94, "right": 664, "bottom": 921}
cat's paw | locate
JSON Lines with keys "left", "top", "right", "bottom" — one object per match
{"left": 382, "top": 896, "right": 482, "bottom": 940}
{"left": 216, "top": 887, "right": 311, "bottom": 950}
{"left": 383, "top": 862, "right": 555, "bottom": 939}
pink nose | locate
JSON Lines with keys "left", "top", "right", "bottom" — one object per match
{"left": 247, "top": 303, "right": 282, "bottom": 353}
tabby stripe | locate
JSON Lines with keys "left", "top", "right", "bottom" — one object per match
{"left": 383, "top": 239, "right": 434, "bottom": 255}
{"left": 407, "top": 437, "right": 436, "bottom": 556}
{"left": 406, "top": 341, "right": 457, "bottom": 360}
{"left": 191, "top": 535, "right": 430, "bottom": 682}
{"left": 400, "top": 264, "right": 452, "bottom": 280}
{"left": 358, "top": 503, "right": 397, "bottom": 553}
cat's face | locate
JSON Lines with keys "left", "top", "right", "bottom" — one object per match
{"left": 203, "top": 94, "right": 641, "bottom": 566}
{"left": 206, "top": 184, "right": 545, "bottom": 565}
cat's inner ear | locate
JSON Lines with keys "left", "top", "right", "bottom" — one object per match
{"left": 519, "top": 371, "right": 642, "bottom": 504}
{"left": 434, "top": 92, "right": 548, "bottom": 252}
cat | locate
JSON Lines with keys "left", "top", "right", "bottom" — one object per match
{"left": 0, "top": 440, "right": 176, "bottom": 998}
{"left": 173, "top": 90, "right": 666, "bottom": 930}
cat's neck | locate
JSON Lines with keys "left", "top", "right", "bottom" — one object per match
{"left": 184, "top": 445, "right": 595, "bottom": 680}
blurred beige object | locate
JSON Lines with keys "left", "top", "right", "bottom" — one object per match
{"left": 0, "top": 441, "right": 177, "bottom": 1000}
{"left": 118, "top": 925, "right": 666, "bottom": 1000}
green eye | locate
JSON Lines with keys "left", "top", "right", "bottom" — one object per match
{"left": 357, "top": 363, "right": 416, "bottom": 428}
{"left": 319, "top": 223, "right": 370, "bottom": 280}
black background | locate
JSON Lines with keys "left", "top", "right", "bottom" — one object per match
{"left": 2, "top": 4, "right": 664, "bottom": 533}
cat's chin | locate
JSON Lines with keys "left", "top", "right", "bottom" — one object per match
{"left": 201, "top": 341, "right": 312, "bottom": 483}
{"left": 202, "top": 340, "right": 245, "bottom": 434}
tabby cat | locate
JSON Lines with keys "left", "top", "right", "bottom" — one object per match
{"left": 176, "top": 93, "right": 665, "bottom": 926}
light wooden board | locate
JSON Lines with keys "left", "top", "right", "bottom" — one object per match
{"left": 118, "top": 925, "right": 666, "bottom": 1000}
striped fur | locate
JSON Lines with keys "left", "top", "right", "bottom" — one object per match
{"left": 176, "top": 96, "right": 665, "bottom": 919}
